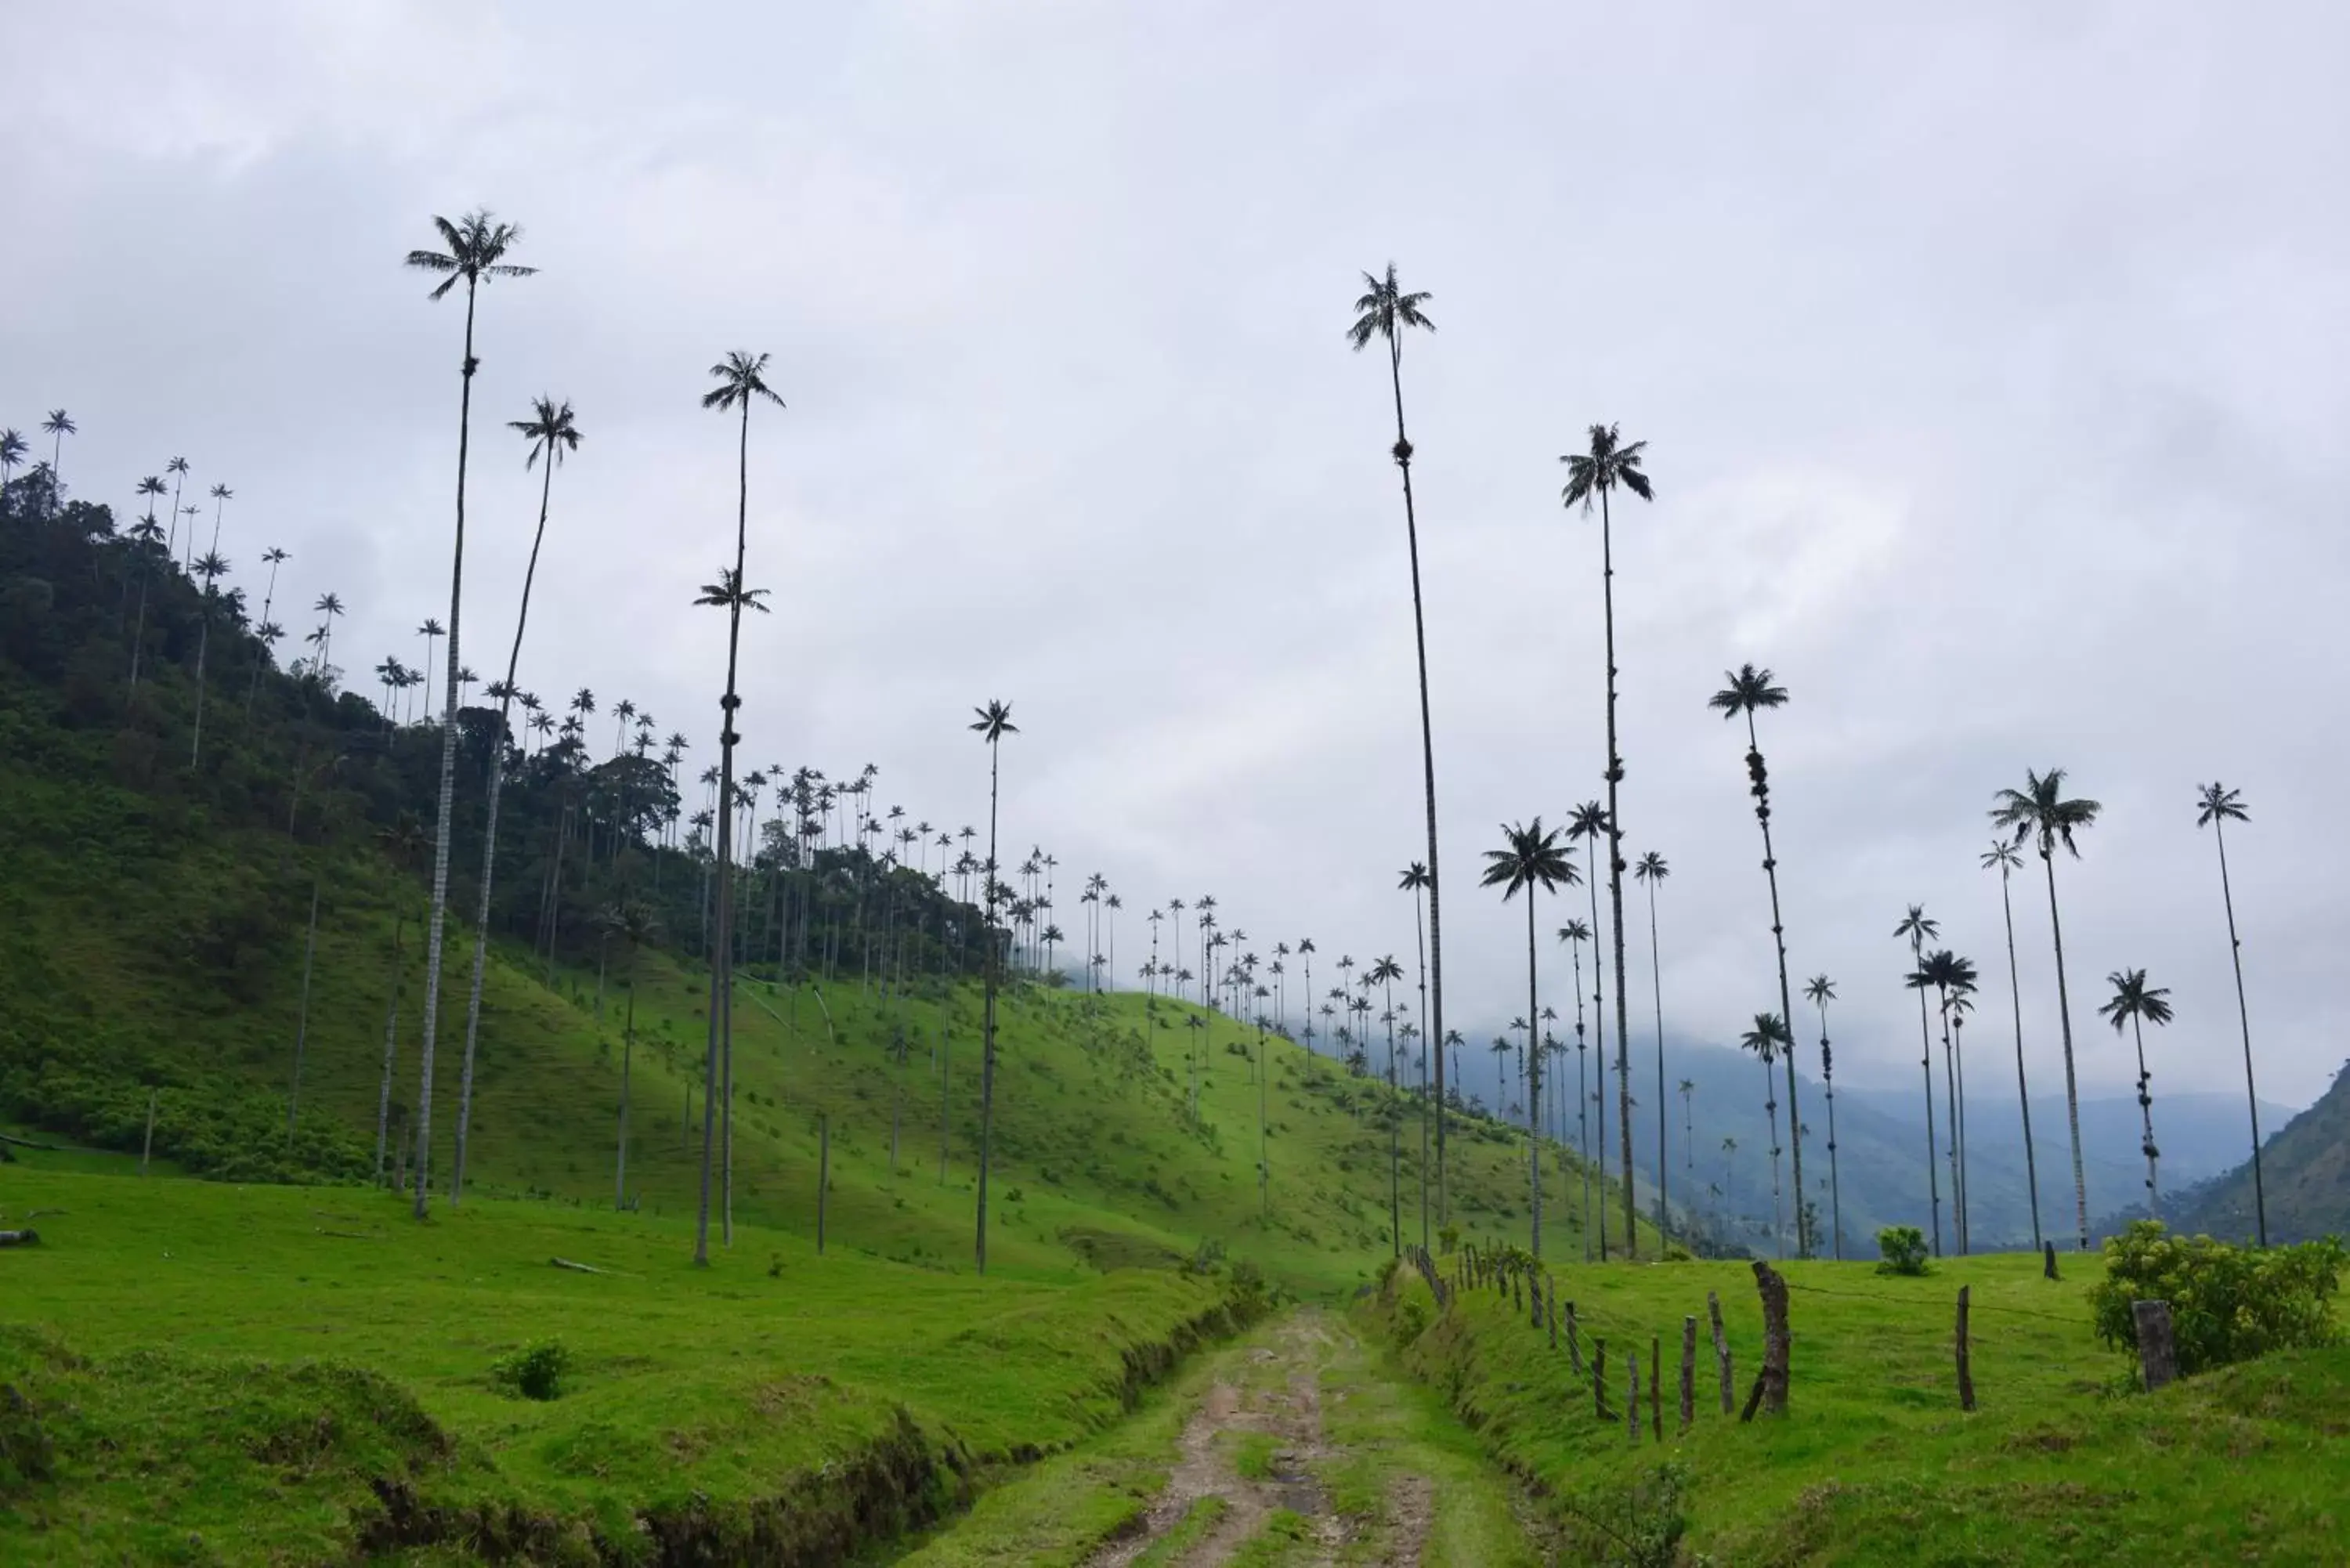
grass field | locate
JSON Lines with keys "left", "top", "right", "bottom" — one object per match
{"left": 1370, "top": 1249, "right": 2350, "bottom": 1564}
{"left": 0, "top": 1169, "right": 1257, "bottom": 1563}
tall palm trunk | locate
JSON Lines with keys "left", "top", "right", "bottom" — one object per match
{"left": 454, "top": 450, "right": 561, "bottom": 1201}
{"left": 1817, "top": 999, "right": 1842, "bottom": 1259}
{"left": 1384, "top": 338, "right": 1448, "bottom": 1225}
{"left": 1600, "top": 487, "right": 1637, "bottom": 1255}
{"left": 1582, "top": 836, "right": 1609, "bottom": 1258}
{"left": 1645, "top": 876, "right": 1668, "bottom": 1244}
{"left": 1571, "top": 940, "right": 1592, "bottom": 1260}
{"left": 2211, "top": 818, "right": 2265, "bottom": 1245}
{"left": 188, "top": 497, "right": 229, "bottom": 765}
{"left": 1743, "top": 709, "right": 1806, "bottom": 1255}
{"left": 694, "top": 397, "right": 754, "bottom": 1265}
{"left": 2042, "top": 851, "right": 2089, "bottom": 1250}
{"left": 2131, "top": 1013, "right": 2159, "bottom": 1219}
{"left": 1936, "top": 986, "right": 1962, "bottom": 1253}
{"left": 412, "top": 276, "right": 482, "bottom": 1219}
{"left": 975, "top": 737, "right": 1003, "bottom": 1273}
{"left": 287, "top": 873, "right": 321, "bottom": 1133}
{"left": 1759, "top": 1050, "right": 1783, "bottom": 1254}
{"left": 1997, "top": 865, "right": 2044, "bottom": 1252}
{"left": 616, "top": 953, "right": 636, "bottom": 1210}
{"left": 1411, "top": 887, "right": 1430, "bottom": 1252}
{"left": 374, "top": 909, "right": 405, "bottom": 1184}
{"left": 1954, "top": 1015, "right": 1972, "bottom": 1252}
{"left": 1523, "top": 894, "right": 1543, "bottom": 1261}
{"left": 1912, "top": 932, "right": 1943, "bottom": 1257}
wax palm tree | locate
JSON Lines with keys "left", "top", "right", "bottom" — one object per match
{"left": 688, "top": 352, "right": 786, "bottom": 1259}
{"left": 1367, "top": 953, "right": 1408, "bottom": 1252}
{"left": 1480, "top": 818, "right": 1574, "bottom": 1262}
{"left": 1556, "top": 916, "right": 1596, "bottom": 1257}
{"left": 451, "top": 396, "right": 583, "bottom": 1204}
{"left": 245, "top": 547, "right": 290, "bottom": 710}
{"left": 1678, "top": 1075, "right": 1697, "bottom": 1189}
{"left": 1633, "top": 849, "right": 1672, "bottom": 1239}
{"left": 1347, "top": 263, "right": 1451, "bottom": 1217}
{"left": 402, "top": 209, "right": 535, "bottom": 1218}
{"left": 1708, "top": 663, "right": 1808, "bottom": 1255}
{"left": 2099, "top": 968, "right": 2174, "bottom": 1220}
{"left": 1914, "top": 949, "right": 1979, "bottom": 1252}
{"left": 1565, "top": 800, "right": 1614, "bottom": 1255}
{"left": 1398, "top": 861, "right": 1437, "bottom": 1223}
{"left": 971, "top": 699, "right": 1018, "bottom": 1273}
{"left": 1990, "top": 768, "right": 2102, "bottom": 1250}
{"left": 2196, "top": 782, "right": 2265, "bottom": 1245}
{"left": 414, "top": 619, "right": 445, "bottom": 721}
{"left": 125, "top": 475, "right": 168, "bottom": 688}
{"left": 606, "top": 901, "right": 659, "bottom": 1210}
{"left": 311, "top": 592, "right": 345, "bottom": 675}
{"left": 1893, "top": 903, "right": 1944, "bottom": 1255}
{"left": 0, "top": 428, "right": 24, "bottom": 500}
{"left": 1739, "top": 1011, "right": 1792, "bottom": 1255}
{"left": 187, "top": 549, "right": 230, "bottom": 765}
{"left": 1563, "top": 421, "right": 1654, "bottom": 1254}
{"left": 1802, "top": 974, "right": 1844, "bottom": 1259}
{"left": 161, "top": 457, "right": 190, "bottom": 564}
{"left": 41, "top": 410, "right": 74, "bottom": 490}
{"left": 1979, "top": 840, "right": 2044, "bottom": 1252}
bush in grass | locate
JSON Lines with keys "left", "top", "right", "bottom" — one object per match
{"left": 490, "top": 1339, "right": 571, "bottom": 1401}
{"left": 2088, "top": 1221, "right": 2346, "bottom": 1378}
{"left": 1875, "top": 1225, "right": 1931, "bottom": 1277}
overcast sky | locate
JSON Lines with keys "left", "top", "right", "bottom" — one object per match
{"left": 9, "top": 2, "right": 2346, "bottom": 1111}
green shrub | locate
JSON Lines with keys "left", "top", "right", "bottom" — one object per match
{"left": 2088, "top": 1221, "right": 2347, "bottom": 1379}
{"left": 490, "top": 1339, "right": 571, "bottom": 1401}
{"left": 1875, "top": 1226, "right": 1931, "bottom": 1276}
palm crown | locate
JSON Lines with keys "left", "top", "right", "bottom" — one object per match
{"left": 404, "top": 211, "right": 537, "bottom": 300}
{"left": 1560, "top": 422, "right": 1654, "bottom": 512}
{"left": 1345, "top": 263, "right": 1434, "bottom": 354}
{"left": 702, "top": 351, "right": 786, "bottom": 415}
{"left": 1479, "top": 818, "right": 1576, "bottom": 900}
{"left": 1805, "top": 974, "right": 1836, "bottom": 1006}
{"left": 1740, "top": 1013, "right": 1791, "bottom": 1063}
{"left": 1893, "top": 903, "right": 1939, "bottom": 948}
{"left": 1990, "top": 767, "right": 2101, "bottom": 858}
{"left": 512, "top": 396, "right": 583, "bottom": 468}
{"left": 970, "top": 699, "right": 1018, "bottom": 744}
{"left": 2099, "top": 969, "right": 2174, "bottom": 1032}
{"left": 1634, "top": 850, "right": 1668, "bottom": 883}
{"left": 1708, "top": 663, "right": 1788, "bottom": 720}
{"left": 2195, "top": 782, "right": 2248, "bottom": 829}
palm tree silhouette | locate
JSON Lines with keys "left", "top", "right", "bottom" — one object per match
{"left": 187, "top": 548, "right": 231, "bottom": 766}
{"left": 1348, "top": 263, "right": 1451, "bottom": 1220}
{"left": 1556, "top": 916, "right": 1596, "bottom": 1258}
{"left": 1914, "top": 950, "right": 1980, "bottom": 1252}
{"left": 1563, "top": 421, "right": 1654, "bottom": 1255}
{"left": 1367, "top": 953, "right": 1407, "bottom": 1253}
{"left": 0, "top": 429, "right": 26, "bottom": 500}
{"left": 245, "top": 547, "right": 290, "bottom": 712}
{"left": 125, "top": 475, "right": 168, "bottom": 689}
{"left": 1739, "top": 1011, "right": 1793, "bottom": 1255}
{"left": 453, "top": 396, "right": 584, "bottom": 1205}
{"left": 2099, "top": 968, "right": 2174, "bottom": 1220}
{"left": 1991, "top": 768, "right": 2102, "bottom": 1250}
{"left": 1678, "top": 1075, "right": 1697, "bottom": 1191}
{"left": 1720, "top": 1135, "right": 1739, "bottom": 1225}
{"left": 311, "top": 592, "right": 345, "bottom": 675}
{"left": 2195, "top": 782, "right": 2265, "bottom": 1246}
{"left": 415, "top": 619, "right": 445, "bottom": 720}
{"left": 1481, "top": 818, "right": 1575, "bottom": 1263}
{"left": 1980, "top": 840, "right": 2044, "bottom": 1254}
{"left": 1708, "top": 663, "right": 1808, "bottom": 1256}
{"left": 1633, "top": 849, "right": 1672, "bottom": 1241}
{"left": 970, "top": 699, "right": 1018, "bottom": 1273}
{"left": 1565, "top": 800, "right": 1613, "bottom": 1256}
{"left": 1893, "top": 905, "right": 1945, "bottom": 1255}
{"left": 402, "top": 209, "right": 536, "bottom": 1218}
{"left": 689, "top": 351, "right": 786, "bottom": 1260}
{"left": 606, "top": 901, "right": 659, "bottom": 1211}
{"left": 1803, "top": 974, "right": 1844, "bottom": 1259}
{"left": 1398, "top": 862, "right": 1435, "bottom": 1228}
{"left": 41, "top": 410, "right": 74, "bottom": 490}
{"left": 163, "top": 457, "right": 190, "bottom": 567}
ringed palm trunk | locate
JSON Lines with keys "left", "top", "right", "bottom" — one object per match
{"left": 2042, "top": 851, "right": 2090, "bottom": 1250}
{"left": 1744, "top": 710, "right": 1806, "bottom": 1256}
{"left": 2132, "top": 1014, "right": 2159, "bottom": 1219}
{"left": 1601, "top": 486, "right": 1637, "bottom": 1255}
{"left": 1646, "top": 876, "right": 1667, "bottom": 1244}
{"left": 1582, "top": 836, "right": 1609, "bottom": 1258}
{"left": 1524, "top": 894, "right": 1543, "bottom": 1262}
{"left": 1817, "top": 1002, "right": 1842, "bottom": 1259}
{"left": 453, "top": 451, "right": 559, "bottom": 1203}
{"left": 695, "top": 397, "right": 754, "bottom": 1266}
{"left": 1998, "top": 865, "right": 2044, "bottom": 1253}
{"left": 1913, "top": 934, "right": 1943, "bottom": 1257}
{"left": 2211, "top": 818, "right": 2265, "bottom": 1245}
{"left": 1383, "top": 336, "right": 1448, "bottom": 1226}
{"left": 1937, "top": 988, "right": 1962, "bottom": 1253}
{"left": 412, "top": 276, "right": 482, "bottom": 1219}
{"left": 975, "top": 738, "right": 1003, "bottom": 1274}
{"left": 1760, "top": 1051, "right": 1783, "bottom": 1253}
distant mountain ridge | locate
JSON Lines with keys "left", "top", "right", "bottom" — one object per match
{"left": 2154, "top": 1060, "right": 2350, "bottom": 1244}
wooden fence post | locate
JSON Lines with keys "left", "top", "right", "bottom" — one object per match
{"left": 1593, "top": 1338, "right": 1608, "bottom": 1419}
{"left": 1627, "top": 1349, "right": 1641, "bottom": 1444}
{"left": 1955, "top": 1285, "right": 1977, "bottom": 1411}
{"left": 1547, "top": 1277, "right": 1559, "bottom": 1349}
{"left": 1707, "top": 1290, "right": 1733, "bottom": 1414}
{"left": 1566, "top": 1303, "right": 1584, "bottom": 1374}
{"left": 140, "top": 1089, "right": 157, "bottom": 1176}
{"left": 2133, "top": 1299, "right": 2177, "bottom": 1392}
{"left": 1739, "top": 1260, "right": 1791, "bottom": 1422}
{"left": 1651, "top": 1335, "right": 1664, "bottom": 1441}
{"left": 1680, "top": 1315, "right": 1697, "bottom": 1431}
{"left": 816, "top": 1114, "right": 830, "bottom": 1255}
{"left": 2044, "top": 1241, "right": 2059, "bottom": 1281}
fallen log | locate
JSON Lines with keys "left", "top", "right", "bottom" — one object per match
{"left": 550, "top": 1256, "right": 606, "bottom": 1275}
{"left": 0, "top": 1230, "right": 41, "bottom": 1248}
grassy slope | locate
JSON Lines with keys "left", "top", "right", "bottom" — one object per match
{"left": 1368, "top": 1252, "right": 2350, "bottom": 1564}
{"left": 0, "top": 1170, "right": 1253, "bottom": 1562}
